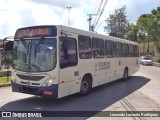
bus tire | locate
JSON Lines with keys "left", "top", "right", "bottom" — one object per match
{"left": 79, "top": 76, "right": 92, "bottom": 95}
{"left": 123, "top": 68, "right": 128, "bottom": 80}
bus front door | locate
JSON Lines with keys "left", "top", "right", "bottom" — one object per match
{"left": 58, "top": 36, "right": 79, "bottom": 98}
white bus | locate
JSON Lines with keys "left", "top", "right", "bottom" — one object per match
{"left": 11, "top": 25, "right": 139, "bottom": 99}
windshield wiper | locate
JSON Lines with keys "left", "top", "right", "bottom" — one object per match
{"left": 20, "top": 38, "right": 28, "bottom": 49}
{"left": 27, "top": 41, "right": 30, "bottom": 55}
{"left": 35, "top": 37, "right": 45, "bottom": 58}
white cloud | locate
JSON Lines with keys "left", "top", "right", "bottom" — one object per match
{"left": 0, "top": 0, "right": 160, "bottom": 38}
{"left": 0, "top": 0, "right": 88, "bottom": 38}
{"left": 28, "top": 0, "right": 84, "bottom": 8}
{"left": 92, "top": 0, "right": 160, "bottom": 34}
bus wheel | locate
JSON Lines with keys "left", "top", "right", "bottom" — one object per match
{"left": 79, "top": 76, "right": 92, "bottom": 95}
{"left": 123, "top": 68, "right": 128, "bottom": 80}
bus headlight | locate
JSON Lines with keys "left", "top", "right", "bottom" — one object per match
{"left": 45, "top": 79, "right": 53, "bottom": 86}
{"left": 11, "top": 76, "right": 16, "bottom": 83}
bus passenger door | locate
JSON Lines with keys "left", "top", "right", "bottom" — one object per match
{"left": 58, "top": 36, "right": 79, "bottom": 98}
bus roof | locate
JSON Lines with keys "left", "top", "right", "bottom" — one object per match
{"left": 15, "top": 25, "right": 138, "bottom": 45}
{"left": 57, "top": 25, "right": 138, "bottom": 45}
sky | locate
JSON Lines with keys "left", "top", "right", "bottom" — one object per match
{"left": 0, "top": 0, "right": 160, "bottom": 39}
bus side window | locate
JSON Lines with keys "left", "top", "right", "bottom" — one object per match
{"left": 122, "top": 43, "right": 129, "bottom": 57}
{"left": 129, "top": 44, "right": 134, "bottom": 57}
{"left": 59, "top": 37, "right": 78, "bottom": 69}
{"left": 135, "top": 45, "right": 139, "bottom": 57}
{"left": 115, "top": 42, "right": 122, "bottom": 57}
{"left": 105, "top": 40, "right": 113, "bottom": 58}
{"left": 92, "top": 38, "right": 104, "bottom": 58}
{"left": 134, "top": 45, "right": 138, "bottom": 57}
{"left": 78, "top": 35, "right": 92, "bottom": 59}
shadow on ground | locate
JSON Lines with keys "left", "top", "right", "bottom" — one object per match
{"left": 1, "top": 76, "right": 150, "bottom": 120}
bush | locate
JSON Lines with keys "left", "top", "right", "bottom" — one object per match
{"left": 157, "top": 58, "right": 160, "bottom": 63}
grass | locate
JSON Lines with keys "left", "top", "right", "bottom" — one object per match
{"left": 0, "top": 76, "right": 11, "bottom": 83}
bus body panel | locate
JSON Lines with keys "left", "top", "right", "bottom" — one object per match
{"left": 92, "top": 58, "right": 106, "bottom": 87}
{"left": 11, "top": 25, "right": 140, "bottom": 99}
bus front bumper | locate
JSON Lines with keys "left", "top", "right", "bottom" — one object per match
{"left": 11, "top": 81, "right": 58, "bottom": 99}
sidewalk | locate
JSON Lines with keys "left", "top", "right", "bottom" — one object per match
{"left": 153, "top": 62, "right": 160, "bottom": 67}
{"left": 0, "top": 68, "right": 11, "bottom": 87}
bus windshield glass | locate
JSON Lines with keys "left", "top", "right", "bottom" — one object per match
{"left": 12, "top": 38, "right": 56, "bottom": 72}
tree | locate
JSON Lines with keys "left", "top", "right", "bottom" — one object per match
{"left": 152, "top": 7, "right": 160, "bottom": 15}
{"left": 137, "top": 7, "right": 160, "bottom": 54}
{"left": 151, "top": 7, "right": 160, "bottom": 53}
{"left": 104, "top": 6, "right": 130, "bottom": 38}
{"left": 138, "top": 31, "right": 147, "bottom": 55}
{"left": 124, "top": 24, "right": 138, "bottom": 42}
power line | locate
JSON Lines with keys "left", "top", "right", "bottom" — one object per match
{"left": 93, "top": 0, "right": 104, "bottom": 26}
{"left": 96, "top": 0, "right": 104, "bottom": 15}
{"left": 87, "top": 0, "right": 108, "bottom": 31}
{"left": 94, "top": 0, "right": 108, "bottom": 29}
{"left": 95, "top": 20, "right": 106, "bottom": 31}
{"left": 93, "top": 0, "right": 100, "bottom": 14}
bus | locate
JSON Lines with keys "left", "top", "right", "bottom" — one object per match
{"left": 11, "top": 25, "right": 139, "bottom": 99}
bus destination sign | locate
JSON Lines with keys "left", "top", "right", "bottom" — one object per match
{"left": 21, "top": 28, "right": 49, "bottom": 36}
{"left": 15, "top": 26, "right": 57, "bottom": 38}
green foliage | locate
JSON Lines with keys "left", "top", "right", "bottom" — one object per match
{"left": 104, "top": 5, "right": 131, "bottom": 38}
{"left": 136, "top": 6, "right": 160, "bottom": 55}
{"left": 124, "top": 24, "right": 139, "bottom": 41}
{"left": 105, "top": 5, "right": 160, "bottom": 47}
{"left": 157, "top": 58, "right": 160, "bottom": 63}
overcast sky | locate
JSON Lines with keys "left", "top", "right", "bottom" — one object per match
{"left": 0, "top": 0, "right": 160, "bottom": 39}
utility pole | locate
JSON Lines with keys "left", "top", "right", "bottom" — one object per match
{"left": 66, "top": 6, "right": 72, "bottom": 26}
{"left": 87, "top": 14, "right": 96, "bottom": 31}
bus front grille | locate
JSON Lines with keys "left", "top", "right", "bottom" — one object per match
{"left": 16, "top": 74, "right": 45, "bottom": 81}
{"left": 20, "top": 81, "right": 40, "bottom": 86}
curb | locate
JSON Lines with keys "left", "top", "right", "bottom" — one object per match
{"left": 0, "top": 69, "right": 11, "bottom": 87}
{"left": 0, "top": 83, "right": 11, "bottom": 87}
{"left": 153, "top": 62, "right": 160, "bottom": 67}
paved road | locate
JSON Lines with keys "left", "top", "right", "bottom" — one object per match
{"left": 0, "top": 65, "right": 160, "bottom": 120}
{"left": 88, "top": 65, "right": 160, "bottom": 120}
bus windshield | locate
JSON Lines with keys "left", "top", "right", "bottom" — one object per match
{"left": 12, "top": 38, "right": 56, "bottom": 72}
